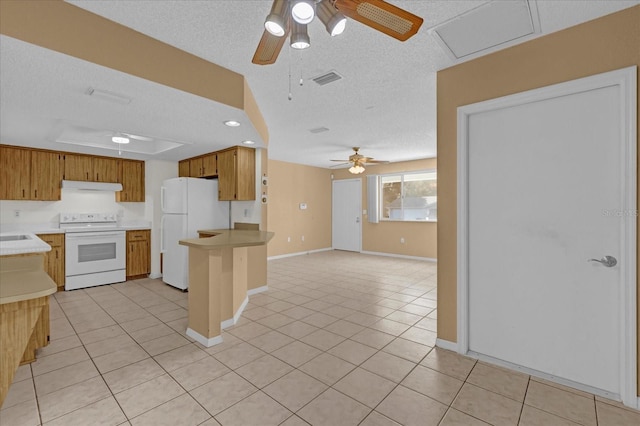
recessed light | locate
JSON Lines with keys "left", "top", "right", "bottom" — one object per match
{"left": 224, "top": 120, "right": 241, "bottom": 127}
{"left": 112, "top": 135, "right": 130, "bottom": 144}
{"left": 242, "top": 140, "right": 255, "bottom": 145}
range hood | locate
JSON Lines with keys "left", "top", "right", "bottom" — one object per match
{"left": 62, "top": 180, "right": 123, "bottom": 191}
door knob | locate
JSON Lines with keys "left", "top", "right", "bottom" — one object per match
{"left": 587, "top": 255, "right": 617, "bottom": 267}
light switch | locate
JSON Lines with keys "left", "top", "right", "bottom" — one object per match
{"left": 299, "top": 203, "right": 307, "bottom": 210}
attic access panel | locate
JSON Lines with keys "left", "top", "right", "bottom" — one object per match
{"left": 430, "top": 0, "right": 541, "bottom": 61}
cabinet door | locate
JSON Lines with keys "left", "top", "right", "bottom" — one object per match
{"left": 189, "top": 157, "right": 203, "bottom": 177}
{"left": 217, "top": 149, "right": 236, "bottom": 200}
{"left": 0, "top": 146, "right": 30, "bottom": 200}
{"left": 117, "top": 160, "right": 145, "bottom": 202}
{"left": 31, "top": 151, "right": 62, "bottom": 201}
{"left": 64, "top": 154, "right": 92, "bottom": 181}
{"left": 93, "top": 157, "right": 118, "bottom": 182}
{"left": 235, "top": 147, "right": 255, "bottom": 200}
{"left": 178, "top": 160, "right": 190, "bottom": 177}
{"left": 36, "top": 234, "right": 65, "bottom": 290}
{"left": 126, "top": 230, "right": 150, "bottom": 277}
{"left": 202, "top": 154, "right": 217, "bottom": 177}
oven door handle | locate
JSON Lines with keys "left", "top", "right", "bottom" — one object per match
{"left": 66, "top": 232, "right": 124, "bottom": 239}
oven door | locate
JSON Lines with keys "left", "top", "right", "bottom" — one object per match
{"left": 65, "top": 231, "right": 126, "bottom": 277}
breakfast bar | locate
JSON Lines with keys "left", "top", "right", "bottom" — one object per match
{"left": 179, "top": 229, "right": 273, "bottom": 347}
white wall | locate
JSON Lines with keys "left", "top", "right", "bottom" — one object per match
{"left": 0, "top": 190, "right": 145, "bottom": 226}
{"left": 146, "top": 160, "right": 178, "bottom": 278}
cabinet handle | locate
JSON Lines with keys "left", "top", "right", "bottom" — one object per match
{"left": 86, "top": 172, "right": 89, "bottom": 180}
{"left": 56, "top": 251, "right": 58, "bottom": 259}
{"left": 22, "top": 189, "right": 25, "bottom": 197}
{"left": 34, "top": 189, "right": 37, "bottom": 198}
{"left": 97, "top": 173, "right": 99, "bottom": 181}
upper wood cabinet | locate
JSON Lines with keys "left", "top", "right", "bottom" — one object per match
{"left": 178, "top": 160, "right": 190, "bottom": 177}
{"left": 31, "top": 151, "right": 62, "bottom": 201}
{"left": 63, "top": 154, "right": 93, "bottom": 181}
{"left": 189, "top": 153, "right": 217, "bottom": 178}
{"left": 64, "top": 154, "right": 117, "bottom": 182}
{"left": 0, "top": 147, "right": 61, "bottom": 201}
{"left": 217, "top": 146, "right": 255, "bottom": 201}
{"left": 0, "top": 146, "right": 31, "bottom": 200}
{"left": 117, "top": 159, "right": 145, "bottom": 202}
{"left": 93, "top": 157, "right": 118, "bottom": 182}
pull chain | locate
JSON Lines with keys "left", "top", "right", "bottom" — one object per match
{"left": 299, "top": 51, "right": 304, "bottom": 86}
{"left": 288, "top": 45, "right": 293, "bottom": 101}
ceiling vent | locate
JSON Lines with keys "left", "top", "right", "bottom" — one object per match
{"left": 429, "top": 0, "right": 541, "bottom": 61}
{"left": 312, "top": 71, "right": 343, "bottom": 86}
{"left": 309, "top": 126, "right": 329, "bottom": 134}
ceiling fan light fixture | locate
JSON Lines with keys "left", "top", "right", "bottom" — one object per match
{"left": 112, "top": 134, "right": 130, "bottom": 144}
{"left": 264, "top": 0, "right": 289, "bottom": 36}
{"left": 318, "top": 0, "right": 346, "bottom": 36}
{"left": 349, "top": 163, "right": 365, "bottom": 174}
{"left": 291, "top": 22, "right": 310, "bottom": 49}
{"left": 291, "top": 0, "right": 315, "bottom": 24}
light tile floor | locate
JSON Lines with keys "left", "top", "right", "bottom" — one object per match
{"left": 2, "top": 251, "right": 639, "bottom": 425}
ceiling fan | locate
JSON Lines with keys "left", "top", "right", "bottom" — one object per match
{"left": 253, "top": 0, "right": 424, "bottom": 65}
{"left": 331, "top": 146, "right": 388, "bottom": 174}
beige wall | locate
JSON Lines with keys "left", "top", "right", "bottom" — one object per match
{"left": 333, "top": 158, "right": 437, "bottom": 259}
{"left": 436, "top": 6, "right": 639, "bottom": 390}
{"left": 267, "top": 160, "right": 332, "bottom": 257}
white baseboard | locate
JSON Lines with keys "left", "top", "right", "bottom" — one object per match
{"left": 360, "top": 251, "right": 437, "bottom": 262}
{"left": 247, "top": 285, "right": 268, "bottom": 296}
{"left": 436, "top": 338, "right": 457, "bottom": 351}
{"left": 186, "top": 328, "right": 223, "bottom": 348}
{"left": 268, "top": 247, "right": 332, "bottom": 261}
{"left": 221, "top": 295, "right": 249, "bottom": 330}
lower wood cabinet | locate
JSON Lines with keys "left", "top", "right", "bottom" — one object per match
{"left": 35, "top": 233, "right": 65, "bottom": 291}
{"left": 126, "top": 230, "right": 150, "bottom": 279}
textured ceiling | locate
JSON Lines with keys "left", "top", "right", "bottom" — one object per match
{"left": 1, "top": 0, "right": 638, "bottom": 167}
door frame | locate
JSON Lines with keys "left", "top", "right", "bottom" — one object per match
{"left": 332, "top": 178, "right": 362, "bottom": 252}
{"left": 456, "top": 67, "right": 637, "bottom": 407}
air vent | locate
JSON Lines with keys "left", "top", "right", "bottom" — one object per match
{"left": 430, "top": 0, "right": 540, "bottom": 61}
{"left": 309, "top": 127, "right": 329, "bottom": 134}
{"left": 312, "top": 71, "right": 343, "bottom": 86}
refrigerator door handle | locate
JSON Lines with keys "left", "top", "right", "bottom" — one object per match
{"left": 160, "top": 186, "right": 166, "bottom": 213}
{"left": 160, "top": 215, "right": 166, "bottom": 253}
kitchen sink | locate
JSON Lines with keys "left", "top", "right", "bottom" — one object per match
{"left": 0, "top": 234, "right": 32, "bottom": 242}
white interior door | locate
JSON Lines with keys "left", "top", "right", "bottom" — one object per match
{"left": 332, "top": 179, "right": 361, "bottom": 252}
{"left": 458, "top": 67, "right": 636, "bottom": 403}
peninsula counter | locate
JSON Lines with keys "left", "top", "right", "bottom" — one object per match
{"left": 179, "top": 229, "right": 273, "bottom": 347}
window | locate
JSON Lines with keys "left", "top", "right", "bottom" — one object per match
{"left": 379, "top": 170, "right": 437, "bottom": 221}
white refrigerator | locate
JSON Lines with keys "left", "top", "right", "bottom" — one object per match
{"left": 161, "top": 177, "right": 230, "bottom": 290}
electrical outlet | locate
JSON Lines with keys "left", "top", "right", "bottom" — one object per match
{"left": 287, "top": 237, "right": 291, "bottom": 242}
{"left": 400, "top": 237, "right": 405, "bottom": 243}
{"left": 14, "top": 210, "right": 20, "bottom": 218}
{"left": 301, "top": 235, "right": 305, "bottom": 242}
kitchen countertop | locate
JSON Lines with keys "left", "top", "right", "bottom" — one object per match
{"left": 0, "top": 221, "right": 151, "bottom": 235}
{"left": 180, "top": 229, "right": 274, "bottom": 249}
{"left": 0, "top": 233, "right": 51, "bottom": 256}
{"left": 0, "top": 255, "right": 56, "bottom": 304}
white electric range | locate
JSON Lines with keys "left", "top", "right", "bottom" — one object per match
{"left": 60, "top": 212, "right": 126, "bottom": 290}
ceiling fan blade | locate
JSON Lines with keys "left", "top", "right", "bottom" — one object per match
{"left": 331, "top": 159, "right": 351, "bottom": 162}
{"left": 252, "top": 28, "right": 288, "bottom": 65}
{"left": 363, "top": 159, "right": 389, "bottom": 164}
{"left": 334, "top": 0, "right": 423, "bottom": 41}
{"left": 124, "top": 133, "right": 153, "bottom": 142}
